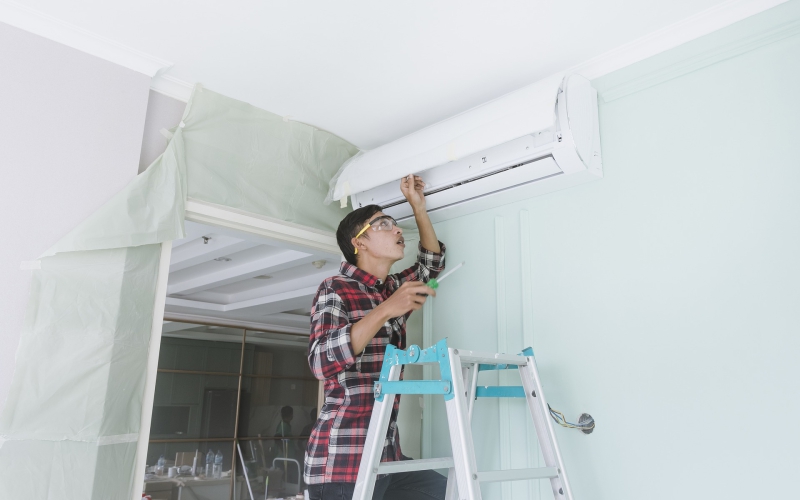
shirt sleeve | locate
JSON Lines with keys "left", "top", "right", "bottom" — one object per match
{"left": 307, "top": 283, "right": 356, "bottom": 381}
{"left": 390, "top": 241, "right": 446, "bottom": 287}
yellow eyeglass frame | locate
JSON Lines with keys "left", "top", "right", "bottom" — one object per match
{"left": 353, "top": 223, "right": 371, "bottom": 255}
{"left": 352, "top": 215, "right": 398, "bottom": 254}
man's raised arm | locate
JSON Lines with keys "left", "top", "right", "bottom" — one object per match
{"left": 402, "top": 174, "right": 440, "bottom": 254}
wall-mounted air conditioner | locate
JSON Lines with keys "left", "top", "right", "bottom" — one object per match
{"left": 327, "top": 73, "right": 603, "bottom": 225}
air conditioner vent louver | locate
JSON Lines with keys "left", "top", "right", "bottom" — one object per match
{"left": 347, "top": 74, "right": 602, "bottom": 224}
{"left": 380, "top": 153, "right": 555, "bottom": 211}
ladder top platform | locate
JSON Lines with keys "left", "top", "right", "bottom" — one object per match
{"left": 454, "top": 348, "right": 530, "bottom": 367}
{"left": 380, "top": 339, "right": 532, "bottom": 369}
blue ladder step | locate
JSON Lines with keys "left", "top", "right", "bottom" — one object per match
{"left": 475, "top": 386, "right": 527, "bottom": 398}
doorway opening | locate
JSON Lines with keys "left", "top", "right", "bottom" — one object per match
{"left": 139, "top": 200, "right": 341, "bottom": 500}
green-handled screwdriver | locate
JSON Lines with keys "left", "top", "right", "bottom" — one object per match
{"left": 427, "top": 261, "right": 465, "bottom": 290}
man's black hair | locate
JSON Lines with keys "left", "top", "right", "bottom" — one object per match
{"left": 281, "top": 405, "right": 294, "bottom": 419}
{"left": 337, "top": 204, "right": 383, "bottom": 266}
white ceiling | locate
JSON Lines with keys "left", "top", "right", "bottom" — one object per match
{"left": 164, "top": 221, "right": 339, "bottom": 334}
{"left": 4, "top": 0, "right": 786, "bottom": 348}
{"left": 3, "top": 0, "right": 778, "bottom": 149}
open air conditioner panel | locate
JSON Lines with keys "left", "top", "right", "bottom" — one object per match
{"left": 361, "top": 155, "right": 563, "bottom": 222}
{"left": 346, "top": 74, "right": 602, "bottom": 226}
{"left": 351, "top": 131, "right": 560, "bottom": 215}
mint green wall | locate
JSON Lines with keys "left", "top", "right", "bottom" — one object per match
{"left": 425, "top": 3, "right": 800, "bottom": 498}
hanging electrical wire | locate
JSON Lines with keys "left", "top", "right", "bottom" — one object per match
{"left": 548, "top": 405, "right": 595, "bottom": 431}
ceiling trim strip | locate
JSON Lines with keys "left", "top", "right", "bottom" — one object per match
{"left": 571, "top": 0, "right": 788, "bottom": 80}
{"left": 150, "top": 74, "right": 194, "bottom": 102}
{"left": 599, "top": 16, "right": 800, "bottom": 102}
{"left": 184, "top": 199, "right": 341, "bottom": 257}
{"left": 0, "top": 0, "right": 173, "bottom": 77}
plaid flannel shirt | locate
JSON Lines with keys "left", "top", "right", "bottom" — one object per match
{"left": 304, "top": 241, "right": 446, "bottom": 485}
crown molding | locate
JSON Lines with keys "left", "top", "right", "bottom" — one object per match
{"left": 600, "top": 16, "right": 800, "bottom": 102}
{"left": 572, "top": 0, "right": 788, "bottom": 80}
{"left": 0, "top": 0, "right": 172, "bottom": 77}
{"left": 150, "top": 74, "right": 194, "bottom": 102}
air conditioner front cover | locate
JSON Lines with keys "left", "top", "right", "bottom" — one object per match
{"left": 326, "top": 72, "right": 565, "bottom": 205}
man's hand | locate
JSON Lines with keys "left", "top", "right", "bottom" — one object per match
{"left": 401, "top": 173, "right": 441, "bottom": 254}
{"left": 350, "top": 281, "right": 435, "bottom": 354}
{"left": 378, "top": 281, "right": 435, "bottom": 318}
{"left": 400, "top": 174, "right": 426, "bottom": 212}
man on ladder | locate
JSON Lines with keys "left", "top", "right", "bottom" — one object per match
{"left": 305, "top": 175, "right": 448, "bottom": 500}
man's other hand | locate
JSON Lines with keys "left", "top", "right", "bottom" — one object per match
{"left": 379, "top": 281, "right": 435, "bottom": 318}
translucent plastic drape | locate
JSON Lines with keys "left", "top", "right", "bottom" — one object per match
{"left": 182, "top": 86, "right": 358, "bottom": 232}
{"left": 0, "top": 245, "right": 161, "bottom": 499}
{"left": 0, "top": 84, "right": 355, "bottom": 499}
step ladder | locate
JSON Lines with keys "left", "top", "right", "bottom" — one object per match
{"left": 353, "top": 338, "right": 575, "bottom": 500}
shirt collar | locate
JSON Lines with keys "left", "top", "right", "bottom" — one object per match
{"left": 340, "top": 261, "right": 383, "bottom": 288}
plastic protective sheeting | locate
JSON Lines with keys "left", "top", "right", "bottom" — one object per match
{"left": 326, "top": 72, "right": 565, "bottom": 205}
{"left": 0, "top": 129, "right": 180, "bottom": 499}
{"left": 0, "top": 245, "right": 161, "bottom": 499}
{"left": 41, "top": 129, "right": 188, "bottom": 257}
{"left": 41, "top": 84, "right": 358, "bottom": 258}
{"left": 183, "top": 86, "right": 358, "bottom": 232}
{"left": 0, "top": 83, "right": 357, "bottom": 499}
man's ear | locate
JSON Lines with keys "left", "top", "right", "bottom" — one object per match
{"left": 351, "top": 237, "right": 363, "bottom": 255}
{"left": 352, "top": 233, "right": 370, "bottom": 254}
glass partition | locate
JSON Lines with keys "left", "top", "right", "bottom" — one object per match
{"left": 234, "top": 332, "right": 317, "bottom": 498}
{"left": 143, "top": 324, "right": 317, "bottom": 500}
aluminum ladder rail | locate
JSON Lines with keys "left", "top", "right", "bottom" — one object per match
{"left": 352, "top": 338, "right": 574, "bottom": 500}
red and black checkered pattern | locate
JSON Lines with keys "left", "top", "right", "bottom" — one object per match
{"left": 304, "top": 242, "right": 446, "bottom": 485}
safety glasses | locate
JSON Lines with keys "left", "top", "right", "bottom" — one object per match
{"left": 353, "top": 215, "right": 398, "bottom": 254}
